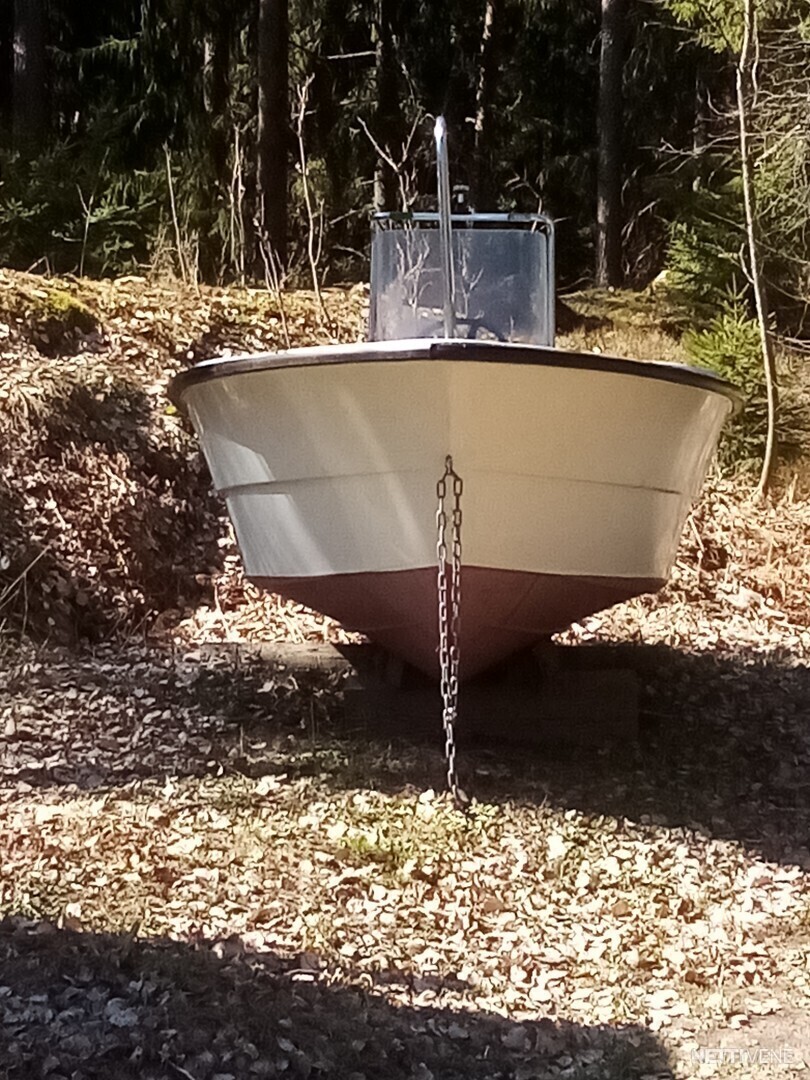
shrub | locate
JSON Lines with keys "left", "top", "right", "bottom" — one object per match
{"left": 0, "top": 144, "right": 161, "bottom": 276}
{"left": 683, "top": 296, "right": 767, "bottom": 468}
{"left": 665, "top": 188, "right": 746, "bottom": 315}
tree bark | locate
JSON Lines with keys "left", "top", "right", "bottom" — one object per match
{"left": 691, "top": 69, "right": 708, "bottom": 192}
{"left": 12, "top": 0, "right": 47, "bottom": 157}
{"left": 257, "top": 0, "right": 289, "bottom": 269}
{"left": 372, "top": 0, "right": 401, "bottom": 212}
{"left": 473, "top": 0, "right": 499, "bottom": 209}
{"left": 207, "top": 8, "right": 232, "bottom": 195}
{"left": 737, "top": 0, "right": 778, "bottom": 498}
{"left": 595, "top": 0, "right": 626, "bottom": 288}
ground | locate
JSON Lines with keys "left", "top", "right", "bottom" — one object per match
{"left": 0, "top": 271, "right": 809, "bottom": 1079}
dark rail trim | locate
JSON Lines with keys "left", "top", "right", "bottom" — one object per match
{"left": 170, "top": 339, "right": 743, "bottom": 412}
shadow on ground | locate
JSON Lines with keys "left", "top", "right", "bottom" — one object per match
{"left": 1, "top": 640, "right": 809, "bottom": 867}
{"left": 0, "top": 914, "right": 670, "bottom": 1080}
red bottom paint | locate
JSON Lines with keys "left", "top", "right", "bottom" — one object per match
{"left": 250, "top": 566, "right": 664, "bottom": 679}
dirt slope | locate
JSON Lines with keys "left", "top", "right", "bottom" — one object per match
{"left": 1, "top": 272, "right": 809, "bottom": 1079}
{"left": 0, "top": 270, "right": 365, "bottom": 644}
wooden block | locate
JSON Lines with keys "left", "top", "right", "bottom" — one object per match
{"left": 464, "top": 668, "right": 639, "bottom": 746}
{"left": 196, "top": 642, "right": 640, "bottom": 746}
{"left": 345, "top": 668, "right": 639, "bottom": 747}
{"left": 198, "top": 640, "right": 371, "bottom": 673}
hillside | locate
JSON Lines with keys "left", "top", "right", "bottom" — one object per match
{"left": 0, "top": 270, "right": 367, "bottom": 645}
{"left": 1, "top": 272, "right": 809, "bottom": 1079}
{"left": 1, "top": 268, "right": 808, "bottom": 648}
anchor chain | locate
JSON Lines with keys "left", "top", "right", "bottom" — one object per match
{"left": 436, "top": 455, "right": 467, "bottom": 809}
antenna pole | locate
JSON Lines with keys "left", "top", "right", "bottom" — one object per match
{"left": 434, "top": 116, "right": 456, "bottom": 338}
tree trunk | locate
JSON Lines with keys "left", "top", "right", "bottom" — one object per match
{"left": 12, "top": 0, "right": 47, "bottom": 157}
{"left": 372, "top": 0, "right": 401, "bottom": 212}
{"left": 595, "top": 0, "right": 626, "bottom": 288}
{"left": 737, "top": 0, "right": 778, "bottom": 498}
{"left": 473, "top": 0, "right": 499, "bottom": 209}
{"left": 207, "top": 8, "right": 232, "bottom": 194}
{"left": 0, "top": 0, "right": 12, "bottom": 148}
{"left": 257, "top": 0, "right": 289, "bottom": 269}
{"left": 691, "top": 69, "right": 708, "bottom": 192}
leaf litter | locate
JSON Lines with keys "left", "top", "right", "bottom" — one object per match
{"left": 0, "top": 270, "right": 809, "bottom": 1077}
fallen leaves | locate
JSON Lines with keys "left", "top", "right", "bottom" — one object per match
{"left": 1, "top": 275, "right": 809, "bottom": 1075}
{"left": 8, "top": 664, "right": 808, "bottom": 1077}
{"left": 0, "top": 268, "right": 367, "bottom": 648}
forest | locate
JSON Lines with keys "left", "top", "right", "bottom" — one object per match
{"left": 0, "top": 0, "right": 805, "bottom": 295}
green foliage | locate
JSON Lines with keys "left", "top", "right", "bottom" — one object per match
{"left": 662, "top": 172, "right": 770, "bottom": 469}
{"left": 339, "top": 826, "right": 413, "bottom": 875}
{"left": 0, "top": 0, "right": 806, "bottom": 299}
{"left": 747, "top": 51, "right": 810, "bottom": 338}
{"left": 684, "top": 296, "right": 766, "bottom": 466}
{"left": 7, "top": 0, "right": 706, "bottom": 286}
{"left": 663, "top": 0, "right": 744, "bottom": 53}
{"left": 28, "top": 290, "right": 97, "bottom": 351}
{"left": 42, "top": 289, "right": 93, "bottom": 325}
{"left": 663, "top": 0, "right": 804, "bottom": 53}
{"left": 661, "top": 0, "right": 810, "bottom": 475}
{"left": 0, "top": 145, "right": 161, "bottom": 275}
{"left": 0, "top": 140, "right": 247, "bottom": 280}
{"left": 666, "top": 210, "right": 744, "bottom": 315}
{"left": 684, "top": 296, "right": 762, "bottom": 390}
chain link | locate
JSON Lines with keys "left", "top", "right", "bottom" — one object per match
{"left": 437, "top": 455, "right": 468, "bottom": 809}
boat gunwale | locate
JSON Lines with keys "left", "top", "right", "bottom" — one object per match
{"left": 169, "top": 339, "right": 743, "bottom": 413}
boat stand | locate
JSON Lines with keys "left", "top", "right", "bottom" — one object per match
{"left": 344, "top": 644, "right": 639, "bottom": 749}
{"left": 199, "top": 642, "right": 639, "bottom": 749}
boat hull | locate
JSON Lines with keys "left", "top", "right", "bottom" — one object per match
{"left": 250, "top": 566, "right": 664, "bottom": 678}
{"left": 174, "top": 340, "right": 738, "bottom": 678}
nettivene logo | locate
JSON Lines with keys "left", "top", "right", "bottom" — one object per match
{"left": 691, "top": 1047, "right": 800, "bottom": 1066}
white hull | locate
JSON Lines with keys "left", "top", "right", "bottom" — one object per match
{"left": 180, "top": 340, "right": 734, "bottom": 581}
{"left": 174, "top": 339, "right": 738, "bottom": 675}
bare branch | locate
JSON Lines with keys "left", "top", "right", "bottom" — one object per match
{"left": 736, "top": 0, "right": 778, "bottom": 499}
{"left": 295, "top": 75, "right": 327, "bottom": 325}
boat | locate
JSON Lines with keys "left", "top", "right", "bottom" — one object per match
{"left": 171, "top": 121, "right": 740, "bottom": 682}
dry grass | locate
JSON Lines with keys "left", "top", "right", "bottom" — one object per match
{"left": 556, "top": 288, "right": 689, "bottom": 364}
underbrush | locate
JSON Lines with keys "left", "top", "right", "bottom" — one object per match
{"left": 0, "top": 269, "right": 365, "bottom": 645}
